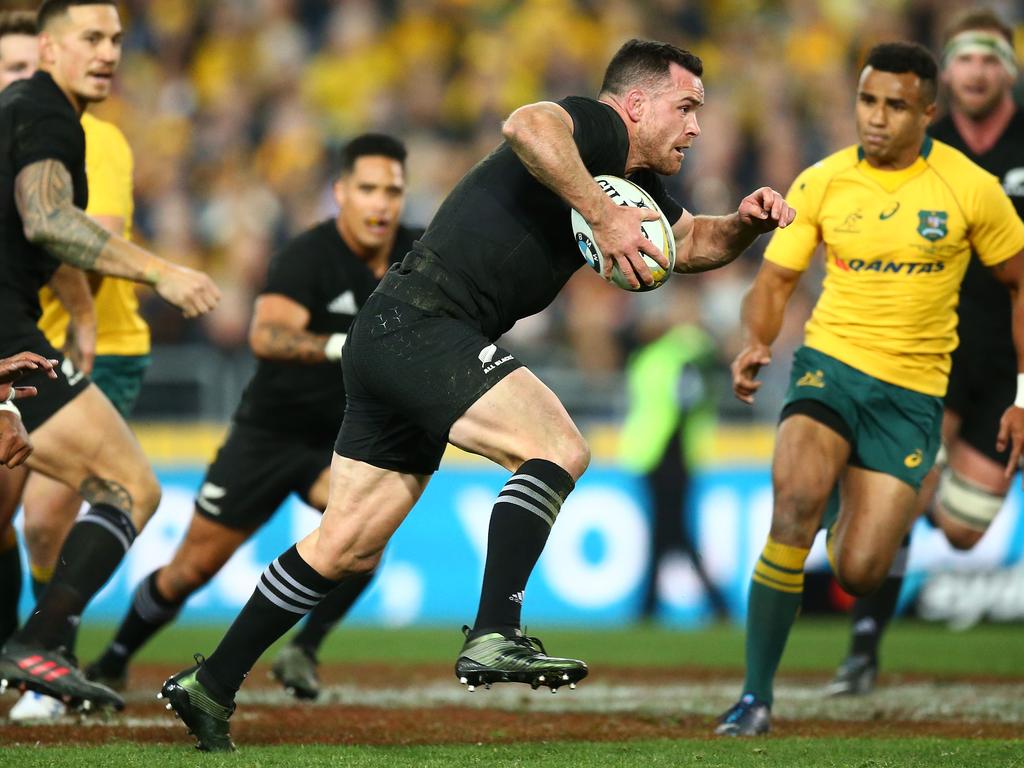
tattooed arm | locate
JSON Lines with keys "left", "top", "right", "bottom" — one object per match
{"left": 249, "top": 294, "right": 339, "bottom": 364}
{"left": 15, "top": 159, "right": 221, "bottom": 317}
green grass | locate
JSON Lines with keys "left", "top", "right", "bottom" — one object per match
{"left": 5, "top": 739, "right": 1023, "bottom": 768}
{"left": 16, "top": 620, "right": 1019, "bottom": 767}
{"left": 74, "top": 618, "right": 1024, "bottom": 678}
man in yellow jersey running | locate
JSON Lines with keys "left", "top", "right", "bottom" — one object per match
{"left": 717, "top": 41, "right": 1024, "bottom": 736}
{"left": 0, "top": 7, "right": 150, "bottom": 722}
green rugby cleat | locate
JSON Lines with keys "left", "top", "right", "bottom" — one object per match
{"left": 454, "top": 626, "right": 588, "bottom": 692}
{"left": 270, "top": 644, "right": 320, "bottom": 700}
{"left": 159, "top": 657, "right": 236, "bottom": 752}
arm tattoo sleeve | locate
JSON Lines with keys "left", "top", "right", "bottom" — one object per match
{"left": 79, "top": 476, "right": 133, "bottom": 513}
{"left": 15, "top": 159, "right": 111, "bottom": 270}
{"left": 258, "top": 324, "right": 329, "bottom": 363}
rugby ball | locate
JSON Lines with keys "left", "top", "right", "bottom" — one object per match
{"left": 571, "top": 175, "right": 676, "bottom": 291}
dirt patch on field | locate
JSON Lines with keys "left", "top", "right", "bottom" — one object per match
{"left": 1, "top": 663, "right": 1021, "bottom": 747}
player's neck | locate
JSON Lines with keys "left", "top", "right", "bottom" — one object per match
{"left": 951, "top": 94, "right": 1016, "bottom": 155}
{"left": 39, "top": 65, "right": 86, "bottom": 115}
{"left": 336, "top": 219, "right": 393, "bottom": 277}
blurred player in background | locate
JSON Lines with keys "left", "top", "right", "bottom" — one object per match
{"left": 84, "top": 134, "right": 422, "bottom": 703}
{"left": 722, "top": 42, "right": 1024, "bottom": 736}
{"left": 0, "top": 6, "right": 156, "bottom": 723}
{"left": 619, "top": 285, "right": 728, "bottom": 621}
{"left": 159, "top": 38, "right": 793, "bottom": 752}
{"left": 0, "top": 0, "right": 219, "bottom": 712}
{"left": 828, "top": 8, "right": 1024, "bottom": 697}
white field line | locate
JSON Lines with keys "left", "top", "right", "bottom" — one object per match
{"left": 32, "top": 680, "right": 1018, "bottom": 729}
{"left": 225, "top": 680, "right": 1024, "bottom": 723}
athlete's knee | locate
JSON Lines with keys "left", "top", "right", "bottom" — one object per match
{"left": 833, "top": 548, "right": 888, "bottom": 596}
{"left": 81, "top": 467, "right": 162, "bottom": 529}
{"left": 22, "top": 518, "right": 61, "bottom": 564}
{"left": 770, "top": 487, "right": 828, "bottom": 547}
{"left": 555, "top": 434, "right": 590, "bottom": 481}
{"left": 935, "top": 468, "right": 1002, "bottom": 550}
{"left": 160, "top": 552, "right": 221, "bottom": 598}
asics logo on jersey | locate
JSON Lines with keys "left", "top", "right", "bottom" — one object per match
{"left": 61, "top": 357, "right": 85, "bottom": 387}
{"left": 879, "top": 202, "right": 900, "bottom": 220}
{"left": 196, "top": 482, "right": 227, "bottom": 516}
{"left": 917, "top": 210, "right": 948, "bottom": 241}
{"left": 327, "top": 290, "right": 358, "bottom": 315}
{"left": 796, "top": 369, "right": 825, "bottom": 388}
{"left": 833, "top": 256, "right": 945, "bottom": 275}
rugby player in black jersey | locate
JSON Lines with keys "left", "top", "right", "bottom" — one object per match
{"left": 0, "top": 1, "right": 219, "bottom": 711}
{"left": 160, "top": 39, "right": 794, "bottom": 752}
{"left": 829, "top": 8, "right": 1024, "bottom": 696}
{"left": 84, "top": 134, "right": 421, "bottom": 701}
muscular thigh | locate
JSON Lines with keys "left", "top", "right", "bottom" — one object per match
{"left": 448, "top": 367, "right": 585, "bottom": 474}
{"left": 832, "top": 466, "right": 917, "bottom": 585}
{"left": 768, "top": 413, "right": 850, "bottom": 544}
{"left": 26, "top": 383, "right": 150, "bottom": 506}
{"left": 298, "top": 454, "right": 430, "bottom": 579}
{"left": 197, "top": 422, "right": 330, "bottom": 530}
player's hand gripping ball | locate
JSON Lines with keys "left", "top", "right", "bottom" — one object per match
{"left": 571, "top": 175, "right": 676, "bottom": 291}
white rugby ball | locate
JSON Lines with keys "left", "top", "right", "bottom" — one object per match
{"left": 571, "top": 175, "right": 676, "bottom": 292}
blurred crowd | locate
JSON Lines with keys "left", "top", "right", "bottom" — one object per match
{"left": 10, "top": 0, "right": 1023, "bottom": 418}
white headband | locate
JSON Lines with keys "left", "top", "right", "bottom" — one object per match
{"left": 943, "top": 30, "right": 1018, "bottom": 78}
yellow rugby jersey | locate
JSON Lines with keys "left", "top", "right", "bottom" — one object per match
{"left": 765, "top": 138, "right": 1024, "bottom": 396}
{"left": 37, "top": 113, "right": 150, "bottom": 356}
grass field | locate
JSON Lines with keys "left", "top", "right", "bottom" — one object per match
{"left": 2, "top": 619, "right": 1022, "bottom": 767}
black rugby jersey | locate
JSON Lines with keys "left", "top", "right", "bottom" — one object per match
{"left": 0, "top": 71, "right": 88, "bottom": 337}
{"left": 234, "top": 220, "right": 422, "bottom": 438}
{"left": 379, "top": 96, "right": 684, "bottom": 341}
{"left": 930, "top": 110, "right": 1024, "bottom": 356}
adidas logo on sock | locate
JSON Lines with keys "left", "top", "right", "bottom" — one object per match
{"left": 508, "top": 591, "right": 525, "bottom": 605}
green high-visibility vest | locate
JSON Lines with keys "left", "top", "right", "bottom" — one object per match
{"left": 619, "top": 324, "right": 717, "bottom": 473}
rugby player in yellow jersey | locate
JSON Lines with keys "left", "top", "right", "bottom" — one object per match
{"left": 717, "top": 42, "right": 1024, "bottom": 736}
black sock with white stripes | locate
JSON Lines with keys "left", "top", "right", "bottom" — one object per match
{"left": 199, "top": 545, "right": 338, "bottom": 703}
{"left": 291, "top": 571, "right": 374, "bottom": 655}
{"left": 93, "top": 570, "right": 184, "bottom": 673}
{"left": 849, "top": 532, "right": 910, "bottom": 661}
{"left": 470, "top": 459, "right": 575, "bottom": 639}
{"left": 16, "top": 503, "right": 136, "bottom": 650}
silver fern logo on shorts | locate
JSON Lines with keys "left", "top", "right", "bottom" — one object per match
{"left": 479, "top": 344, "right": 513, "bottom": 374}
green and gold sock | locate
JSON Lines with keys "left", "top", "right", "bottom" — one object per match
{"left": 742, "top": 536, "right": 810, "bottom": 706}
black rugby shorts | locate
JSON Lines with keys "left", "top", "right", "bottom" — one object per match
{"left": 335, "top": 294, "right": 524, "bottom": 474}
{"left": 195, "top": 422, "right": 332, "bottom": 530}
{"left": 944, "top": 342, "right": 1015, "bottom": 464}
{"left": 0, "top": 330, "right": 90, "bottom": 433}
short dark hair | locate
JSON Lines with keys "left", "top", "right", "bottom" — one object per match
{"left": 0, "top": 10, "right": 38, "bottom": 39}
{"left": 37, "top": 0, "right": 117, "bottom": 32}
{"left": 943, "top": 7, "right": 1013, "bottom": 46}
{"left": 599, "top": 39, "right": 703, "bottom": 96}
{"left": 338, "top": 133, "right": 407, "bottom": 176}
{"left": 864, "top": 42, "right": 938, "bottom": 105}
